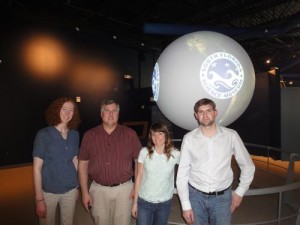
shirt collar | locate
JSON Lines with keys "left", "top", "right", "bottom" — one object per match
{"left": 99, "top": 123, "right": 120, "bottom": 134}
{"left": 195, "top": 124, "right": 223, "bottom": 137}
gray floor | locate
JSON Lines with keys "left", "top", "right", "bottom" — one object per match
{"left": 0, "top": 156, "right": 299, "bottom": 225}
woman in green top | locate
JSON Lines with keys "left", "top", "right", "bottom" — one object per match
{"left": 131, "top": 121, "right": 180, "bottom": 225}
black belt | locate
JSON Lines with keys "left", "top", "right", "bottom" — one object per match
{"left": 189, "top": 183, "right": 230, "bottom": 195}
{"left": 101, "top": 178, "right": 131, "bottom": 187}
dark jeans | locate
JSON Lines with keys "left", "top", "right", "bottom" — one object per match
{"left": 137, "top": 197, "right": 172, "bottom": 225}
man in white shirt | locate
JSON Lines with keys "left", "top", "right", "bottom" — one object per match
{"left": 176, "top": 98, "right": 255, "bottom": 225}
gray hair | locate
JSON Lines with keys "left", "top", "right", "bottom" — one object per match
{"left": 100, "top": 98, "right": 120, "bottom": 112}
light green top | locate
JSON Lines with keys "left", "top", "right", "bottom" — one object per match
{"left": 138, "top": 147, "right": 180, "bottom": 203}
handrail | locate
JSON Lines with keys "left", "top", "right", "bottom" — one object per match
{"left": 246, "top": 182, "right": 300, "bottom": 196}
{"left": 169, "top": 142, "right": 300, "bottom": 225}
{"left": 233, "top": 149, "right": 300, "bottom": 225}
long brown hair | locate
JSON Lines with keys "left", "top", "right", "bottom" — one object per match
{"left": 146, "top": 121, "right": 174, "bottom": 161}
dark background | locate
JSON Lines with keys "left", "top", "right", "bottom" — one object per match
{"left": 0, "top": 14, "right": 281, "bottom": 167}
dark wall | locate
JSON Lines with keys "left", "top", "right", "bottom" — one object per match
{"left": 0, "top": 22, "right": 281, "bottom": 166}
{"left": 0, "top": 23, "right": 155, "bottom": 167}
{"left": 229, "top": 72, "right": 271, "bottom": 145}
{"left": 228, "top": 72, "right": 281, "bottom": 158}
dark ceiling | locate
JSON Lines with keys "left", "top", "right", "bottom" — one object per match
{"left": 2, "top": 0, "right": 300, "bottom": 85}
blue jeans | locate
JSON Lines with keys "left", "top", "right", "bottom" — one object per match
{"left": 189, "top": 185, "right": 232, "bottom": 225}
{"left": 137, "top": 197, "right": 172, "bottom": 225}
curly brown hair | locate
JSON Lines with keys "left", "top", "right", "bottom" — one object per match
{"left": 146, "top": 121, "right": 174, "bottom": 161}
{"left": 45, "top": 97, "right": 81, "bottom": 129}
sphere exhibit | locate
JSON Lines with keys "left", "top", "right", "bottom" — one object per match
{"left": 152, "top": 31, "right": 255, "bottom": 131}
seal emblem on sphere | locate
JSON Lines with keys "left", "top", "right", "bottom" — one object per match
{"left": 200, "top": 52, "right": 244, "bottom": 99}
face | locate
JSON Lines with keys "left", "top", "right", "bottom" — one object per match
{"left": 101, "top": 103, "right": 119, "bottom": 127}
{"left": 60, "top": 101, "right": 74, "bottom": 124}
{"left": 195, "top": 104, "right": 218, "bottom": 127}
{"left": 151, "top": 131, "right": 166, "bottom": 148}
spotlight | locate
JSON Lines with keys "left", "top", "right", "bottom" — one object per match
{"left": 266, "top": 59, "right": 271, "bottom": 64}
{"left": 20, "top": 33, "right": 69, "bottom": 80}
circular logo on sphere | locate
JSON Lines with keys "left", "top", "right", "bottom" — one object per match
{"left": 152, "top": 31, "right": 255, "bottom": 131}
{"left": 200, "top": 52, "right": 244, "bottom": 99}
{"left": 152, "top": 63, "right": 160, "bottom": 101}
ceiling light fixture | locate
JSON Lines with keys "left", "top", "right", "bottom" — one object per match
{"left": 268, "top": 66, "right": 279, "bottom": 76}
{"left": 123, "top": 74, "right": 132, "bottom": 79}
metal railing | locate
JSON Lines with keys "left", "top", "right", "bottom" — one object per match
{"left": 168, "top": 142, "right": 300, "bottom": 225}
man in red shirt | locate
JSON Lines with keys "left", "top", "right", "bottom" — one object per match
{"left": 78, "top": 98, "right": 142, "bottom": 225}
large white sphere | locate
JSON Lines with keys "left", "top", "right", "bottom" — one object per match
{"left": 152, "top": 31, "right": 255, "bottom": 131}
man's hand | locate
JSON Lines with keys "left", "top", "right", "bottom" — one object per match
{"left": 81, "top": 192, "right": 93, "bottom": 212}
{"left": 183, "top": 209, "right": 194, "bottom": 225}
{"left": 231, "top": 192, "right": 243, "bottom": 213}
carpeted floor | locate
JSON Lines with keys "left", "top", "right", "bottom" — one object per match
{"left": 0, "top": 156, "right": 299, "bottom": 225}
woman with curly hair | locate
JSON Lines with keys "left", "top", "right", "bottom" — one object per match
{"left": 33, "top": 97, "right": 81, "bottom": 225}
{"left": 131, "top": 121, "right": 180, "bottom": 225}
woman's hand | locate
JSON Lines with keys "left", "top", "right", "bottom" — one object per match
{"left": 131, "top": 202, "right": 138, "bottom": 219}
{"left": 35, "top": 200, "right": 46, "bottom": 218}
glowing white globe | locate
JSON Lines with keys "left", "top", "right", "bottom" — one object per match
{"left": 152, "top": 31, "right": 255, "bottom": 131}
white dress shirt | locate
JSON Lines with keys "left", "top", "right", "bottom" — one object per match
{"left": 176, "top": 125, "right": 255, "bottom": 211}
